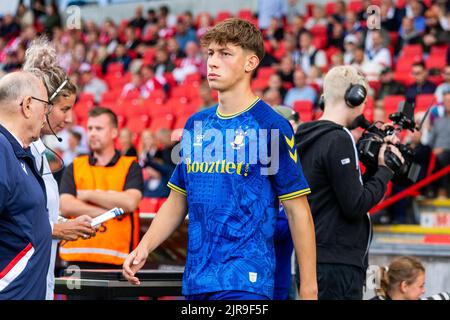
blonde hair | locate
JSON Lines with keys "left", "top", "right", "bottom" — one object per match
{"left": 22, "top": 36, "right": 77, "bottom": 102}
{"left": 377, "top": 256, "right": 425, "bottom": 297}
{"left": 323, "top": 65, "right": 368, "bottom": 107}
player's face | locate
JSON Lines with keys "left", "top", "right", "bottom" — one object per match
{"left": 87, "top": 114, "right": 118, "bottom": 153}
{"left": 206, "top": 42, "right": 248, "bottom": 92}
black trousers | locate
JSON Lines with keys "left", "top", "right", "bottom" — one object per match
{"left": 435, "top": 151, "right": 450, "bottom": 191}
{"left": 316, "top": 263, "right": 366, "bottom": 300}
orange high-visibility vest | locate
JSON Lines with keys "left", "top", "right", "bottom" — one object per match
{"left": 59, "top": 155, "right": 140, "bottom": 265}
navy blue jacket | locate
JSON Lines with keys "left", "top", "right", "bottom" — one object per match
{"left": 0, "top": 124, "right": 51, "bottom": 300}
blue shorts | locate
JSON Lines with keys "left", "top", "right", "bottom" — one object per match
{"left": 186, "top": 291, "right": 270, "bottom": 300}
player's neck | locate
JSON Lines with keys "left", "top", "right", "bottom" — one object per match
{"left": 92, "top": 146, "right": 116, "bottom": 166}
{"left": 320, "top": 104, "right": 349, "bottom": 128}
{"left": 217, "top": 85, "right": 257, "bottom": 116}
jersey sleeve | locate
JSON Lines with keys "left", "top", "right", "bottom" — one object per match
{"left": 270, "top": 119, "right": 311, "bottom": 201}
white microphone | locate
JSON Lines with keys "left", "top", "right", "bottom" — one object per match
{"left": 91, "top": 207, "right": 125, "bottom": 227}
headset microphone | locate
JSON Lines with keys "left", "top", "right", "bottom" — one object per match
{"left": 46, "top": 113, "right": 62, "bottom": 142}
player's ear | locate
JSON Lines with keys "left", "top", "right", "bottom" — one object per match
{"left": 245, "top": 54, "right": 260, "bottom": 73}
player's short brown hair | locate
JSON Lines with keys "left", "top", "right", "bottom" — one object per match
{"left": 201, "top": 18, "right": 264, "bottom": 62}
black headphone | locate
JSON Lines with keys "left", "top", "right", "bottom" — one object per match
{"left": 344, "top": 83, "right": 367, "bottom": 108}
{"left": 318, "top": 83, "right": 367, "bottom": 110}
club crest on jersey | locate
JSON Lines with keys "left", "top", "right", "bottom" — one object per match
{"left": 193, "top": 134, "right": 204, "bottom": 147}
{"left": 231, "top": 128, "right": 247, "bottom": 150}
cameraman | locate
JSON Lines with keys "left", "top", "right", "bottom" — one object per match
{"left": 295, "top": 65, "right": 404, "bottom": 300}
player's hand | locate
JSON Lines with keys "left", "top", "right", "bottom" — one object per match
{"left": 122, "top": 244, "right": 149, "bottom": 285}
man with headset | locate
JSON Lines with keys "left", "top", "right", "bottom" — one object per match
{"left": 295, "top": 65, "right": 404, "bottom": 300}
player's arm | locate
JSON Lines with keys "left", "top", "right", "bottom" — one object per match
{"left": 122, "top": 189, "right": 187, "bottom": 285}
{"left": 282, "top": 195, "right": 318, "bottom": 300}
{"left": 76, "top": 189, "right": 142, "bottom": 213}
{"left": 60, "top": 193, "right": 107, "bottom": 218}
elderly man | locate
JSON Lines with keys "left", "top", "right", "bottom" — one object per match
{"left": 0, "top": 71, "right": 52, "bottom": 299}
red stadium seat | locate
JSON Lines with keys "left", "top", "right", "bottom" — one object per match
{"left": 149, "top": 114, "right": 174, "bottom": 132}
{"left": 325, "top": 2, "right": 336, "bottom": 15}
{"left": 363, "top": 96, "right": 375, "bottom": 122}
{"left": 310, "top": 25, "right": 327, "bottom": 37}
{"left": 77, "top": 92, "right": 95, "bottom": 103}
{"left": 126, "top": 115, "right": 149, "bottom": 135}
{"left": 348, "top": 0, "right": 363, "bottom": 13}
{"left": 139, "top": 198, "right": 160, "bottom": 214}
{"left": 426, "top": 54, "right": 447, "bottom": 70}
{"left": 257, "top": 66, "right": 276, "bottom": 79}
{"left": 313, "top": 36, "right": 327, "bottom": 50}
{"left": 251, "top": 78, "right": 268, "bottom": 91}
{"left": 73, "top": 100, "right": 94, "bottom": 121}
{"left": 292, "top": 100, "right": 314, "bottom": 122}
{"left": 394, "top": 55, "right": 422, "bottom": 73}
{"left": 400, "top": 44, "right": 423, "bottom": 57}
{"left": 393, "top": 70, "right": 415, "bottom": 86}
{"left": 237, "top": 9, "right": 253, "bottom": 21}
{"left": 215, "top": 10, "right": 232, "bottom": 23}
{"left": 106, "top": 62, "right": 124, "bottom": 75}
{"left": 430, "top": 45, "right": 449, "bottom": 56}
{"left": 415, "top": 94, "right": 436, "bottom": 112}
{"left": 383, "top": 95, "right": 405, "bottom": 114}
{"left": 173, "top": 114, "right": 191, "bottom": 131}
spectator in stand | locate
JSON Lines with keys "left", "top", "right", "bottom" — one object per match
{"left": 328, "top": 22, "right": 345, "bottom": 51}
{"left": 296, "top": 31, "right": 327, "bottom": 74}
{"left": 79, "top": 63, "right": 107, "bottom": 103}
{"left": 365, "top": 30, "right": 392, "bottom": 68}
{"left": 352, "top": 47, "right": 383, "bottom": 82}
{"left": 264, "top": 88, "right": 286, "bottom": 109}
{"left": 140, "top": 64, "right": 165, "bottom": 97}
{"left": 167, "top": 37, "right": 186, "bottom": 63}
{"left": 277, "top": 54, "right": 295, "bottom": 84}
{"left": 405, "top": 61, "right": 437, "bottom": 103}
{"left": 159, "top": 5, "right": 177, "bottom": 28}
{"left": 307, "top": 65, "right": 324, "bottom": 91}
{"left": 304, "top": 5, "right": 327, "bottom": 30}
{"left": 291, "top": 15, "right": 307, "bottom": 40}
{"left": 407, "top": 0, "right": 426, "bottom": 34}
{"left": 376, "top": 67, "right": 405, "bottom": 108}
{"left": 102, "top": 43, "right": 132, "bottom": 74}
{"left": 43, "top": 3, "right": 61, "bottom": 37}
{"left": 0, "top": 14, "right": 21, "bottom": 42}
{"left": 428, "top": 91, "right": 450, "bottom": 198}
{"left": 422, "top": 7, "right": 450, "bottom": 54}
{"left": 173, "top": 41, "right": 202, "bottom": 83}
{"left": 175, "top": 16, "right": 198, "bottom": 52}
{"left": 396, "top": 17, "right": 422, "bottom": 55}
{"left": 345, "top": 11, "right": 364, "bottom": 39}
{"left": 146, "top": 9, "right": 158, "bottom": 26}
{"left": 380, "top": 0, "right": 406, "bottom": 32}
{"left": 16, "top": 3, "right": 35, "bottom": 29}
{"left": 257, "top": 0, "right": 288, "bottom": 31}
{"left": 266, "top": 17, "right": 285, "bottom": 42}
{"left": 435, "top": 66, "right": 450, "bottom": 103}
{"left": 284, "top": 69, "right": 317, "bottom": 107}
{"left": 343, "top": 34, "right": 360, "bottom": 65}
{"left": 128, "top": 6, "right": 147, "bottom": 31}
{"left": 197, "top": 80, "right": 216, "bottom": 111}
{"left": 124, "top": 26, "right": 141, "bottom": 51}
{"left": 331, "top": 0, "right": 347, "bottom": 24}
{"left": 142, "top": 128, "right": 175, "bottom": 198}
{"left": 196, "top": 13, "right": 213, "bottom": 39}
{"left": 120, "top": 71, "right": 145, "bottom": 99}
{"left": 120, "top": 128, "right": 138, "bottom": 157}
{"left": 153, "top": 47, "right": 175, "bottom": 79}
{"left": 264, "top": 73, "right": 287, "bottom": 101}
{"left": 138, "top": 129, "right": 156, "bottom": 166}
{"left": 62, "top": 130, "right": 84, "bottom": 165}
{"left": 330, "top": 52, "right": 344, "bottom": 68}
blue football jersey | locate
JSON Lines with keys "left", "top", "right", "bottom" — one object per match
{"left": 168, "top": 98, "right": 310, "bottom": 298}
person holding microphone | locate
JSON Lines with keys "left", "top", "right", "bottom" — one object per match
{"left": 23, "top": 37, "right": 96, "bottom": 300}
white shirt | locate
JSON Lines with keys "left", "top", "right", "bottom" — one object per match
{"left": 30, "top": 138, "right": 60, "bottom": 300}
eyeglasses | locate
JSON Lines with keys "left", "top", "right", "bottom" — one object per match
{"left": 20, "top": 96, "right": 54, "bottom": 114}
